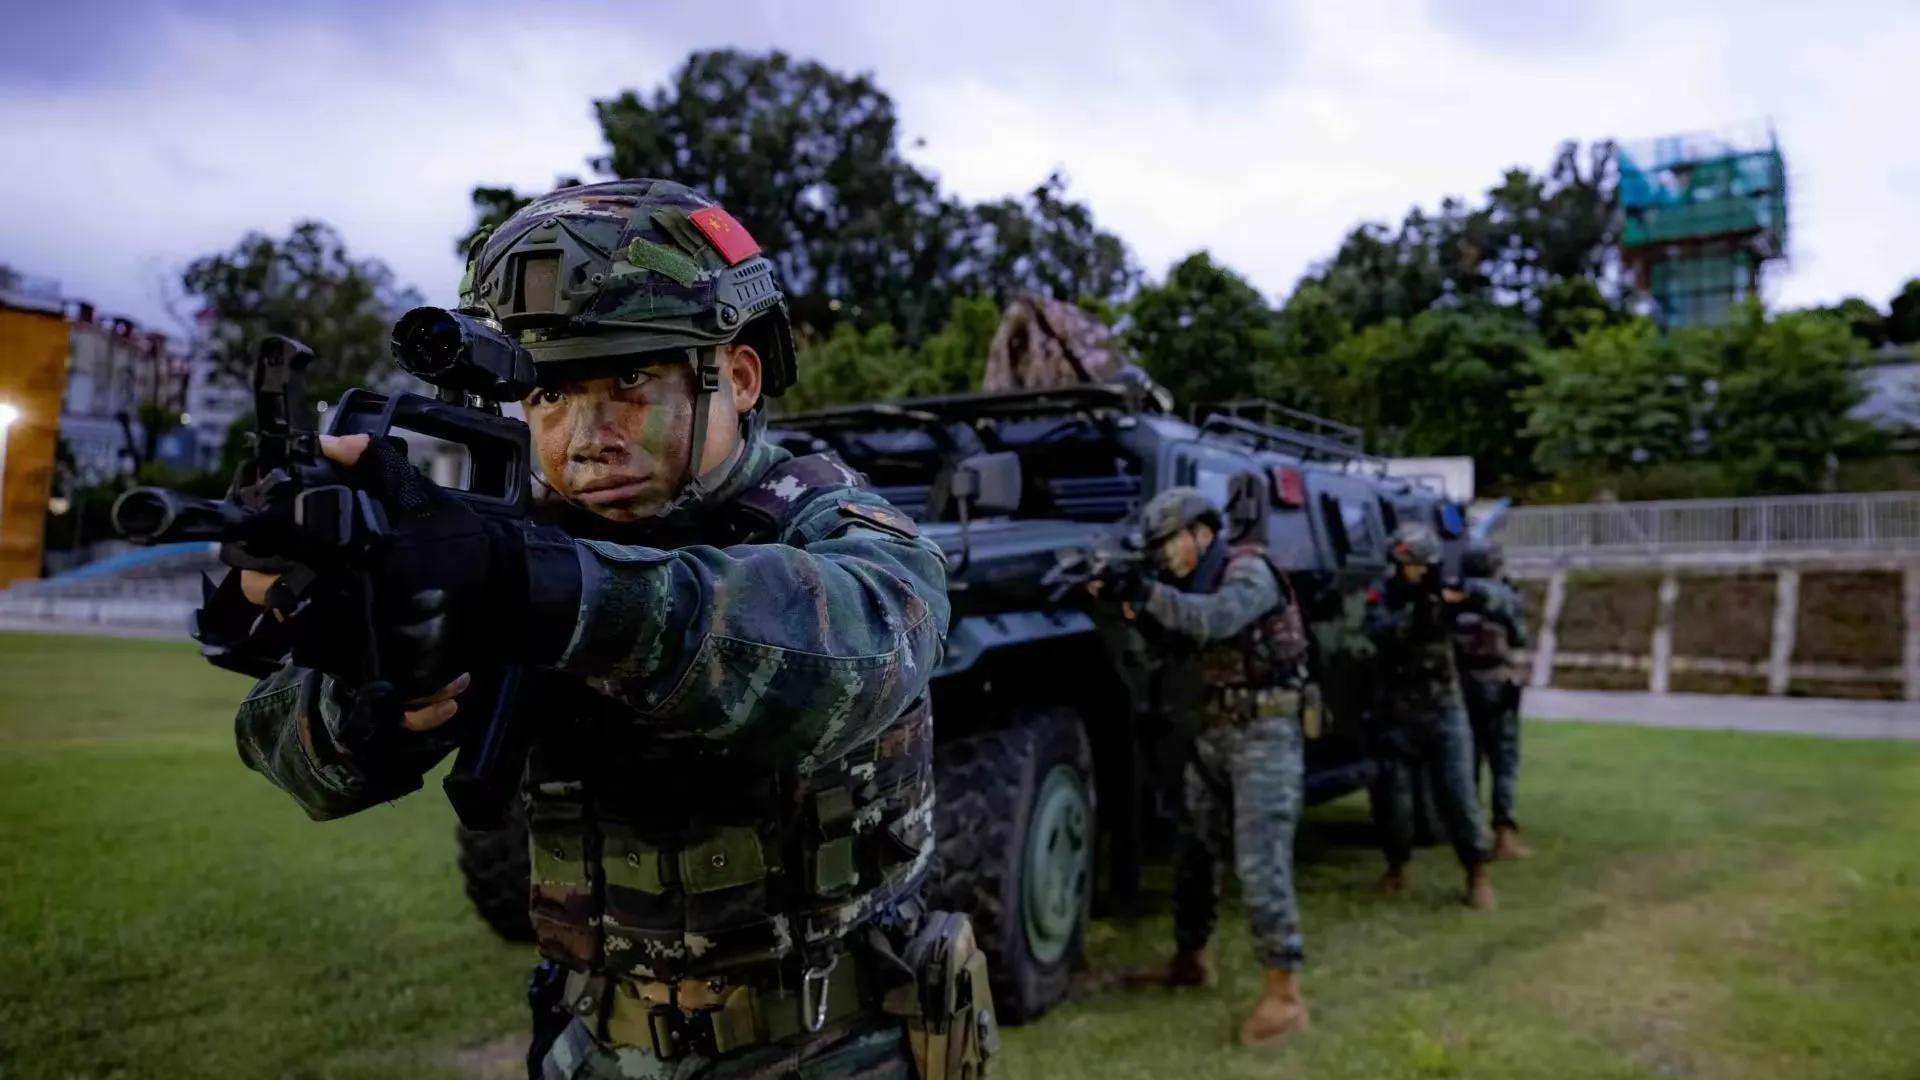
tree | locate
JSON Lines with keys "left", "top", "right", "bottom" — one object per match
{"left": 180, "top": 222, "right": 422, "bottom": 401}
{"left": 1534, "top": 277, "right": 1615, "bottom": 349}
{"left": 897, "top": 295, "right": 998, "bottom": 398}
{"left": 1886, "top": 278, "right": 1920, "bottom": 345}
{"left": 780, "top": 322, "right": 912, "bottom": 414}
{"left": 957, "top": 172, "right": 1136, "bottom": 313}
{"left": 1123, "top": 252, "right": 1285, "bottom": 412}
{"left": 778, "top": 296, "right": 999, "bottom": 413}
{"left": 1323, "top": 308, "right": 1541, "bottom": 484}
{"left": 1696, "top": 304, "right": 1870, "bottom": 492}
{"left": 1300, "top": 140, "right": 1619, "bottom": 332}
{"left": 468, "top": 50, "right": 1130, "bottom": 342}
{"left": 1812, "top": 296, "right": 1888, "bottom": 349}
{"left": 1520, "top": 320, "right": 1708, "bottom": 477}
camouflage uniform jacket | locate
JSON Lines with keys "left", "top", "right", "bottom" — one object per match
{"left": 1141, "top": 544, "right": 1309, "bottom": 726}
{"left": 234, "top": 424, "right": 951, "bottom": 984}
{"left": 1448, "top": 577, "right": 1531, "bottom": 683}
{"left": 1363, "top": 574, "right": 1464, "bottom": 722}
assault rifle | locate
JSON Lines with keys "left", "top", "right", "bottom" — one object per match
{"left": 1041, "top": 529, "right": 1150, "bottom": 604}
{"left": 112, "top": 307, "right": 541, "bottom": 828}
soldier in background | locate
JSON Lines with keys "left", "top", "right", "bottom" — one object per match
{"left": 1108, "top": 488, "right": 1313, "bottom": 1049}
{"left": 1453, "top": 542, "right": 1533, "bottom": 859}
{"left": 1363, "top": 524, "right": 1496, "bottom": 909}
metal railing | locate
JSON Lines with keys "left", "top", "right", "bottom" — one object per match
{"left": 1498, "top": 492, "right": 1920, "bottom": 555}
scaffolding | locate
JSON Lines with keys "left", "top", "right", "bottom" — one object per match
{"left": 1618, "top": 127, "right": 1787, "bottom": 329}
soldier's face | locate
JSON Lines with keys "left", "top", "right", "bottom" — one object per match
{"left": 1399, "top": 561, "right": 1429, "bottom": 585}
{"left": 1158, "top": 524, "right": 1207, "bottom": 579}
{"left": 523, "top": 345, "right": 763, "bottom": 522}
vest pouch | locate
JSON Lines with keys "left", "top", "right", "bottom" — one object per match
{"left": 885, "top": 911, "right": 999, "bottom": 1080}
{"left": 678, "top": 826, "right": 779, "bottom": 962}
{"left": 527, "top": 805, "right": 596, "bottom": 969}
{"left": 810, "top": 786, "right": 860, "bottom": 898}
{"left": 600, "top": 824, "right": 679, "bottom": 968}
{"left": 680, "top": 826, "right": 768, "bottom": 894}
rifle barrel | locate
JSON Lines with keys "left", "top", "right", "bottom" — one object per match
{"left": 111, "top": 488, "right": 244, "bottom": 545}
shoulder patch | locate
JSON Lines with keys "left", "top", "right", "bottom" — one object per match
{"left": 836, "top": 499, "right": 919, "bottom": 539}
{"left": 728, "top": 452, "right": 873, "bottom": 545}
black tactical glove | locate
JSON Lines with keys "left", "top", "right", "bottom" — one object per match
{"left": 332, "top": 437, "right": 581, "bottom": 698}
{"left": 1089, "top": 558, "right": 1151, "bottom": 606}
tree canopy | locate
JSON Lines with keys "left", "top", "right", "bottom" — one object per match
{"left": 462, "top": 50, "right": 1133, "bottom": 344}
{"left": 181, "top": 221, "right": 422, "bottom": 402}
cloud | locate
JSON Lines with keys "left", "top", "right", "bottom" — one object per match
{"left": 1, "top": 0, "right": 1914, "bottom": 334}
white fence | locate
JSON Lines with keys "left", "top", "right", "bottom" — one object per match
{"left": 1501, "top": 492, "right": 1920, "bottom": 557}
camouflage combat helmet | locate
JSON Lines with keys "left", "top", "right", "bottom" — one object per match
{"left": 461, "top": 179, "right": 797, "bottom": 511}
{"left": 1140, "top": 486, "right": 1223, "bottom": 545}
{"left": 1387, "top": 523, "right": 1442, "bottom": 566}
{"left": 461, "top": 179, "right": 794, "bottom": 379}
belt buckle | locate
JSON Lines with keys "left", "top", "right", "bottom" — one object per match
{"left": 645, "top": 1003, "right": 682, "bottom": 1061}
{"left": 646, "top": 1000, "right": 720, "bottom": 1061}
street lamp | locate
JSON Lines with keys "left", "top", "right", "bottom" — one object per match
{"left": 0, "top": 401, "right": 17, "bottom": 548}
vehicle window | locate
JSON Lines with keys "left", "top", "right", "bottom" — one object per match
{"left": 1320, "top": 493, "right": 1351, "bottom": 562}
{"left": 1174, "top": 445, "right": 1247, "bottom": 519}
{"left": 1193, "top": 463, "right": 1236, "bottom": 513}
{"left": 1339, "top": 498, "right": 1379, "bottom": 555}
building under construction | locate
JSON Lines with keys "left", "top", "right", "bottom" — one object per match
{"left": 1618, "top": 127, "right": 1787, "bottom": 329}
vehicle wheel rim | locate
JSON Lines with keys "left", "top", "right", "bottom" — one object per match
{"left": 1022, "top": 763, "right": 1091, "bottom": 965}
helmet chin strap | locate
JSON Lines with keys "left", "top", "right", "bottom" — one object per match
{"left": 655, "top": 345, "right": 724, "bottom": 520}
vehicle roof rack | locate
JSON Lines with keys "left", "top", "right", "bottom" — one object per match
{"left": 1195, "top": 400, "right": 1386, "bottom": 471}
{"left": 776, "top": 382, "right": 1166, "bottom": 432}
{"left": 1196, "top": 399, "right": 1365, "bottom": 451}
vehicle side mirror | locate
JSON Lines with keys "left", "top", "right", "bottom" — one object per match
{"left": 952, "top": 451, "right": 1023, "bottom": 516}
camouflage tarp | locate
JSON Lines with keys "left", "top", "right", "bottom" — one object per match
{"left": 984, "top": 296, "right": 1165, "bottom": 402}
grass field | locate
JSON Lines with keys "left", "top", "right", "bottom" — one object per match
{"left": 2, "top": 631, "right": 1917, "bottom": 1079}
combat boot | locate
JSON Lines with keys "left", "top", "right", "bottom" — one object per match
{"left": 1493, "top": 824, "right": 1532, "bottom": 860}
{"left": 1125, "top": 947, "right": 1215, "bottom": 988}
{"left": 1238, "top": 969, "right": 1310, "bottom": 1048}
{"left": 1465, "top": 862, "right": 1496, "bottom": 910}
{"left": 1377, "top": 864, "right": 1408, "bottom": 895}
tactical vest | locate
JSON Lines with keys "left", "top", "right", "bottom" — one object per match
{"left": 1375, "top": 577, "right": 1463, "bottom": 713}
{"left": 522, "top": 454, "right": 936, "bottom": 983}
{"left": 1194, "top": 545, "right": 1311, "bottom": 723}
{"left": 1450, "top": 608, "right": 1512, "bottom": 670}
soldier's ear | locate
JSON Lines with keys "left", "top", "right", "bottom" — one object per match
{"left": 721, "top": 343, "right": 763, "bottom": 413}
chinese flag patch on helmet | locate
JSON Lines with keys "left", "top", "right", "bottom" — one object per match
{"left": 689, "top": 207, "right": 762, "bottom": 265}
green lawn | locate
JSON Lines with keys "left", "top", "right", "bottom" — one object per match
{"left": 2, "top": 632, "right": 1917, "bottom": 1080}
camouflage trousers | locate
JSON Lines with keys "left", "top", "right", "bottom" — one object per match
{"left": 1372, "top": 700, "right": 1490, "bottom": 869}
{"left": 539, "top": 1013, "right": 913, "bottom": 1080}
{"left": 1462, "top": 672, "right": 1522, "bottom": 829}
{"left": 1173, "top": 713, "right": 1306, "bottom": 972}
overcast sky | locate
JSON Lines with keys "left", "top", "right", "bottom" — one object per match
{"left": 3, "top": 0, "right": 1914, "bottom": 334}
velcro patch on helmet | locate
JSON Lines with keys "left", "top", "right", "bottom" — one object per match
{"left": 689, "top": 207, "right": 762, "bottom": 265}
{"left": 624, "top": 238, "right": 702, "bottom": 286}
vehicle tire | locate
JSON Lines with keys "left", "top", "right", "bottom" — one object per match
{"left": 930, "top": 706, "right": 1095, "bottom": 1025}
{"left": 456, "top": 808, "right": 534, "bottom": 942}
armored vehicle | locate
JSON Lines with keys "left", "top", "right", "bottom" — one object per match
{"left": 456, "top": 384, "right": 1470, "bottom": 1023}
